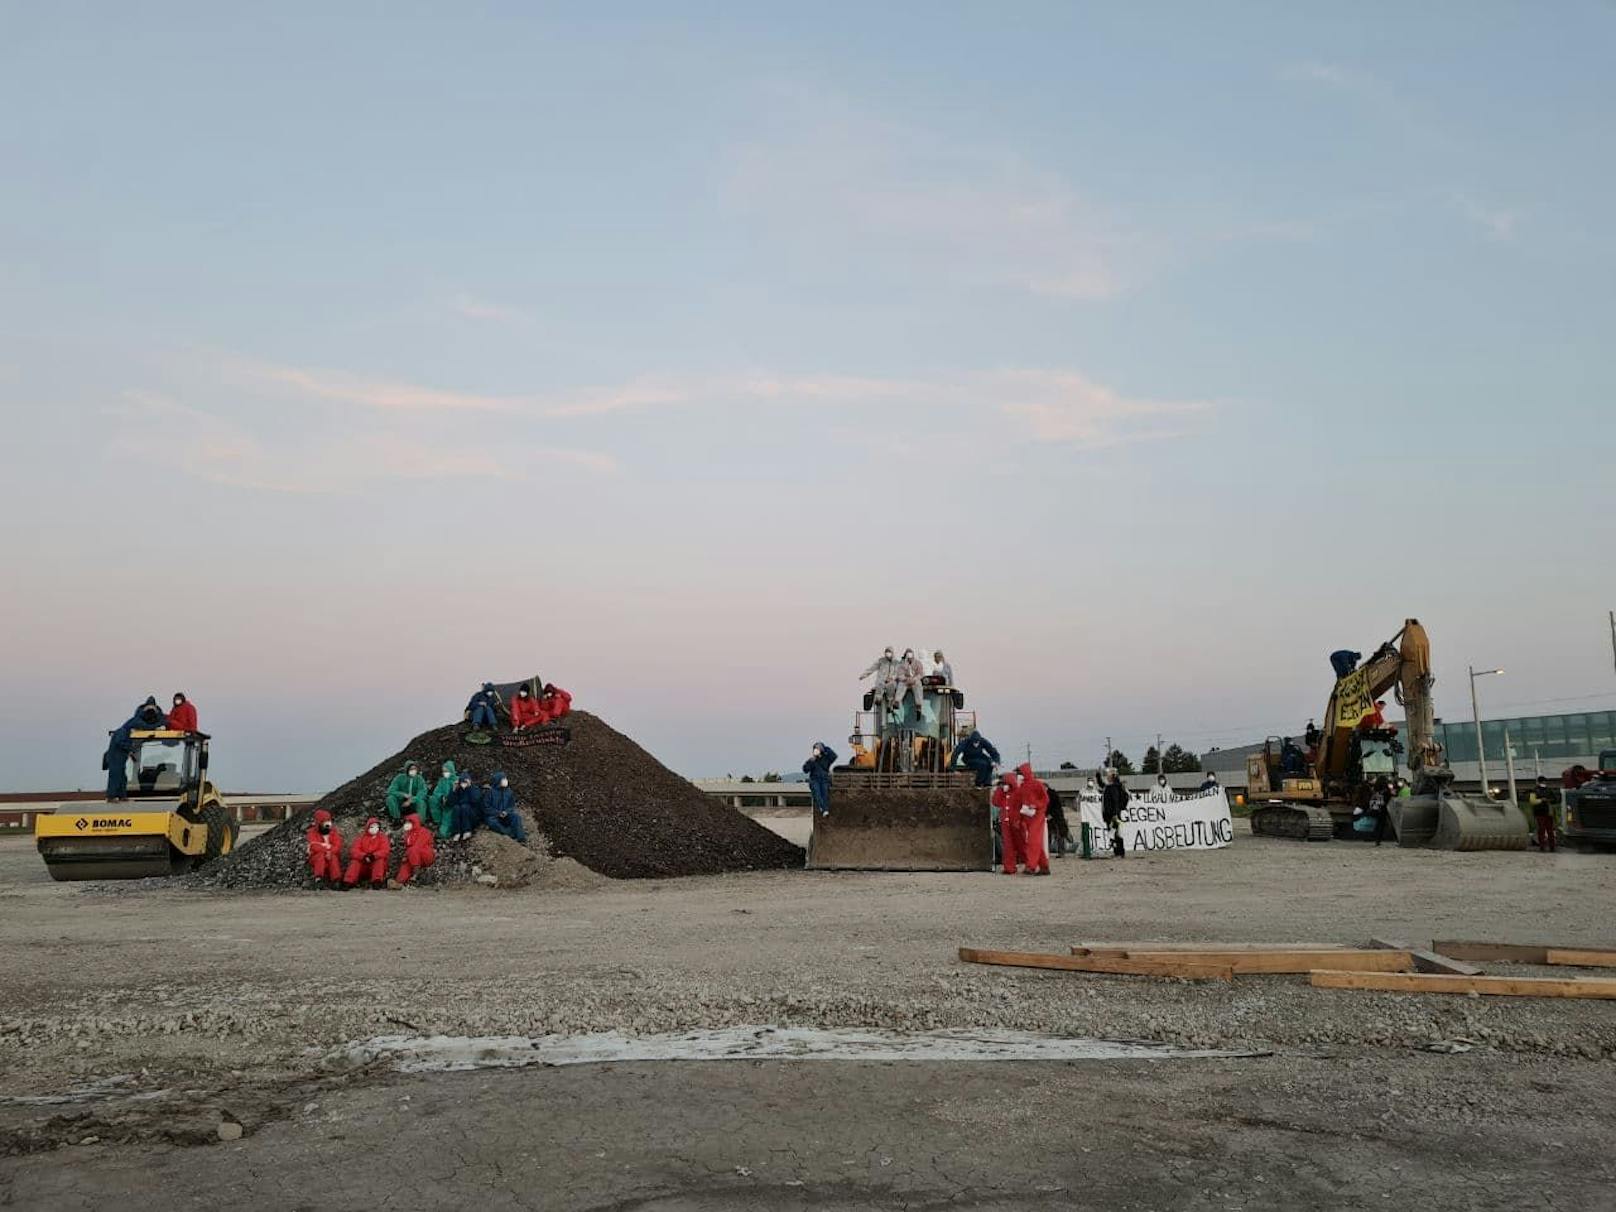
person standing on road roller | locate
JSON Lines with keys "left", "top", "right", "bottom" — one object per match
{"left": 540, "top": 683, "right": 573, "bottom": 723}
{"left": 509, "top": 685, "right": 544, "bottom": 732}
{"left": 1101, "top": 770, "right": 1130, "bottom": 857}
{"left": 448, "top": 771, "right": 482, "bottom": 841}
{"left": 305, "top": 808, "right": 344, "bottom": 887}
{"left": 465, "top": 682, "right": 501, "bottom": 730}
{"left": 1015, "top": 763, "right": 1051, "bottom": 875}
{"left": 392, "top": 812, "right": 437, "bottom": 886}
{"left": 993, "top": 773, "right": 1025, "bottom": 874}
{"left": 166, "top": 692, "right": 198, "bottom": 732}
{"left": 134, "top": 696, "right": 166, "bottom": 729}
{"left": 343, "top": 816, "right": 391, "bottom": 889}
{"left": 949, "top": 730, "right": 1001, "bottom": 788}
{"left": 803, "top": 742, "right": 837, "bottom": 816}
{"left": 426, "top": 761, "right": 458, "bottom": 838}
{"left": 385, "top": 762, "right": 429, "bottom": 827}
{"left": 481, "top": 772, "right": 527, "bottom": 842}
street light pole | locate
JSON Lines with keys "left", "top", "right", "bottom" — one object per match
{"left": 1469, "top": 664, "right": 1504, "bottom": 794}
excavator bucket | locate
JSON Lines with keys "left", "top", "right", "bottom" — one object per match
{"left": 1391, "top": 792, "right": 1531, "bottom": 851}
{"left": 808, "top": 773, "right": 992, "bottom": 871}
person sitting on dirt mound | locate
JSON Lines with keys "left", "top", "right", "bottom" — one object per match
{"left": 481, "top": 771, "right": 527, "bottom": 843}
{"left": 465, "top": 682, "right": 501, "bottom": 731}
{"left": 509, "top": 685, "right": 545, "bottom": 731}
{"left": 305, "top": 809, "right": 344, "bottom": 888}
{"left": 166, "top": 692, "right": 198, "bottom": 732}
{"left": 391, "top": 812, "right": 437, "bottom": 886}
{"left": 343, "top": 817, "right": 391, "bottom": 890}
{"left": 802, "top": 742, "right": 836, "bottom": 816}
{"left": 385, "top": 761, "right": 429, "bottom": 826}
{"left": 426, "top": 761, "right": 458, "bottom": 838}
{"left": 447, "top": 771, "right": 483, "bottom": 842}
{"left": 539, "top": 683, "right": 572, "bottom": 723}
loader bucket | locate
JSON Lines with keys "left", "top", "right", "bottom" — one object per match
{"left": 1392, "top": 792, "right": 1530, "bottom": 851}
{"left": 808, "top": 777, "right": 991, "bottom": 871}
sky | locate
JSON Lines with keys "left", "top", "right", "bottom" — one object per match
{"left": 2, "top": 2, "right": 1614, "bottom": 791}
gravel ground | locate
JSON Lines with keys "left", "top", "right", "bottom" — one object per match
{"left": 2, "top": 820, "right": 1613, "bottom": 1206}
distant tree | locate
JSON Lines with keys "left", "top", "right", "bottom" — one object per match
{"left": 1162, "top": 743, "right": 1202, "bottom": 773}
{"left": 739, "top": 775, "right": 755, "bottom": 784}
{"left": 761, "top": 772, "right": 783, "bottom": 783}
{"left": 1107, "top": 749, "right": 1135, "bottom": 775}
{"left": 1059, "top": 760, "right": 1078, "bottom": 770}
{"left": 1140, "top": 745, "right": 1161, "bottom": 774}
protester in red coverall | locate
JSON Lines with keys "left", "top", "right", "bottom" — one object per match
{"left": 993, "top": 773, "right": 1025, "bottom": 874}
{"left": 392, "top": 812, "right": 437, "bottom": 886}
{"left": 305, "top": 808, "right": 343, "bottom": 886}
{"left": 1015, "top": 763, "right": 1051, "bottom": 876}
{"left": 509, "top": 685, "right": 545, "bottom": 731}
{"left": 343, "top": 816, "right": 391, "bottom": 889}
{"left": 166, "top": 692, "right": 198, "bottom": 732}
{"left": 539, "top": 683, "right": 572, "bottom": 723}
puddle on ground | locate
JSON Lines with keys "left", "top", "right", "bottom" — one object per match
{"left": 338, "top": 1027, "right": 1269, "bottom": 1073}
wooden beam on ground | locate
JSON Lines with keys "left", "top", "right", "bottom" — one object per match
{"left": 1123, "top": 949, "right": 1412, "bottom": 975}
{"left": 1368, "top": 937, "right": 1482, "bottom": 977}
{"left": 1430, "top": 940, "right": 1549, "bottom": 964}
{"left": 1545, "top": 949, "right": 1616, "bottom": 970}
{"left": 1310, "top": 970, "right": 1616, "bottom": 1000}
{"left": 961, "top": 947, "right": 1233, "bottom": 982}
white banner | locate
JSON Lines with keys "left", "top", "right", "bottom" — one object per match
{"left": 1078, "top": 788, "right": 1234, "bottom": 855}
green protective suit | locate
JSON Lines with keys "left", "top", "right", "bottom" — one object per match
{"left": 426, "top": 761, "right": 458, "bottom": 838}
{"left": 385, "top": 765, "right": 430, "bottom": 822}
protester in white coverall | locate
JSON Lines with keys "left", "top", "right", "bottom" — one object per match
{"left": 860, "top": 647, "right": 898, "bottom": 709}
{"left": 897, "top": 649, "right": 926, "bottom": 713}
{"left": 932, "top": 651, "right": 953, "bottom": 684}
{"left": 1152, "top": 774, "right": 1173, "bottom": 800}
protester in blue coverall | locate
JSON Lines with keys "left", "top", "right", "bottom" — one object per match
{"left": 447, "top": 772, "right": 483, "bottom": 841}
{"left": 465, "top": 682, "right": 500, "bottom": 730}
{"left": 803, "top": 742, "right": 837, "bottom": 816}
{"left": 949, "top": 729, "right": 1001, "bottom": 787}
{"left": 103, "top": 698, "right": 166, "bottom": 801}
{"left": 481, "top": 771, "right": 527, "bottom": 842}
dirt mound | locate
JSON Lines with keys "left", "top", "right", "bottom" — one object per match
{"left": 197, "top": 711, "right": 803, "bottom": 888}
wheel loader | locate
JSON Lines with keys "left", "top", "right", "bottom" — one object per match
{"left": 1247, "top": 619, "right": 1528, "bottom": 850}
{"left": 808, "top": 660, "right": 993, "bottom": 871}
{"left": 35, "top": 730, "right": 239, "bottom": 880}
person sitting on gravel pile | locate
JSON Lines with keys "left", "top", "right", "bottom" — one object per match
{"left": 391, "top": 812, "right": 437, "bottom": 886}
{"left": 385, "top": 761, "right": 429, "bottom": 826}
{"left": 305, "top": 808, "right": 344, "bottom": 888}
{"left": 949, "top": 729, "right": 1001, "bottom": 788}
{"left": 539, "top": 683, "right": 572, "bottom": 723}
{"left": 447, "top": 771, "right": 483, "bottom": 841}
{"left": 465, "top": 682, "right": 501, "bottom": 731}
{"left": 509, "top": 684, "right": 545, "bottom": 731}
{"left": 343, "top": 816, "right": 391, "bottom": 889}
{"left": 803, "top": 741, "right": 836, "bottom": 816}
{"left": 1014, "top": 763, "right": 1051, "bottom": 875}
{"left": 481, "top": 771, "right": 527, "bottom": 842}
{"left": 426, "top": 761, "right": 458, "bottom": 838}
{"left": 166, "top": 692, "right": 198, "bottom": 732}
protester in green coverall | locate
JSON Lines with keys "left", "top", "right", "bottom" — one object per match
{"left": 426, "top": 760, "right": 458, "bottom": 839}
{"left": 385, "top": 761, "right": 429, "bottom": 826}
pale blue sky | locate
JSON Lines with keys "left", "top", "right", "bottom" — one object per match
{"left": 2, "top": 3, "right": 1613, "bottom": 790}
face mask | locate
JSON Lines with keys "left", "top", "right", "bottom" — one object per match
{"left": 404, "top": 821, "right": 413, "bottom": 832}
{"left": 408, "top": 769, "right": 418, "bottom": 778}
{"left": 500, "top": 778, "right": 508, "bottom": 788}
{"left": 367, "top": 825, "right": 379, "bottom": 836}
{"left": 319, "top": 822, "right": 331, "bottom": 834}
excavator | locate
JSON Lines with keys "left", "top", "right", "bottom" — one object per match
{"left": 35, "top": 730, "right": 238, "bottom": 879}
{"left": 1247, "top": 619, "right": 1528, "bottom": 850}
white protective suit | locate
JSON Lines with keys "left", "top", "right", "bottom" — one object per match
{"left": 860, "top": 649, "right": 899, "bottom": 710}
{"left": 931, "top": 653, "right": 954, "bottom": 685}
{"left": 1151, "top": 777, "right": 1174, "bottom": 801}
{"left": 897, "top": 649, "right": 927, "bottom": 714}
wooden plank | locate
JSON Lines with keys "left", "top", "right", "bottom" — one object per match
{"left": 1368, "top": 937, "right": 1481, "bottom": 977}
{"left": 1071, "top": 942, "right": 1349, "bottom": 957}
{"left": 1310, "top": 970, "right": 1616, "bottom": 1000}
{"left": 1545, "top": 949, "right": 1616, "bottom": 970}
{"left": 1430, "top": 940, "right": 1550, "bottom": 964}
{"left": 1125, "top": 949, "right": 1412, "bottom": 975}
{"left": 961, "top": 947, "right": 1233, "bottom": 982}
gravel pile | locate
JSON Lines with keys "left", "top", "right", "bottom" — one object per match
{"left": 196, "top": 711, "right": 803, "bottom": 888}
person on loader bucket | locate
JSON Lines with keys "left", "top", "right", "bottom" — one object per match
{"left": 539, "top": 683, "right": 572, "bottom": 723}
{"left": 950, "top": 730, "right": 1001, "bottom": 787}
{"left": 510, "top": 685, "right": 545, "bottom": 731}
{"left": 305, "top": 809, "right": 344, "bottom": 887}
{"left": 343, "top": 817, "right": 390, "bottom": 889}
{"left": 426, "top": 761, "right": 458, "bottom": 838}
{"left": 465, "top": 682, "right": 501, "bottom": 731}
{"left": 166, "top": 692, "right": 198, "bottom": 732}
{"left": 481, "top": 772, "right": 527, "bottom": 842}
{"left": 392, "top": 812, "right": 437, "bottom": 886}
{"left": 803, "top": 742, "right": 837, "bottom": 816}
{"left": 385, "top": 762, "right": 429, "bottom": 826}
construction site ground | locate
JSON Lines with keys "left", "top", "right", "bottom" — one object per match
{"left": 3, "top": 818, "right": 1614, "bottom": 1210}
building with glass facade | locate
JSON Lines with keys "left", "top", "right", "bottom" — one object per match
{"left": 1433, "top": 710, "right": 1616, "bottom": 767}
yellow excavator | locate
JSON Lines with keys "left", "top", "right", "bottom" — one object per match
{"left": 35, "top": 730, "right": 239, "bottom": 879}
{"left": 1248, "top": 619, "right": 1528, "bottom": 850}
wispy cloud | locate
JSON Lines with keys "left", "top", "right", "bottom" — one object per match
{"left": 1279, "top": 61, "right": 1395, "bottom": 104}
{"left": 252, "top": 362, "right": 525, "bottom": 413}
{"left": 448, "top": 293, "right": 533, "bottom": 324}
{"left": 1454, "top": 195, "right": 1517, "bottom": 242}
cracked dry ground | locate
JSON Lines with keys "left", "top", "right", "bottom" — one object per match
{"left": 3, "top": 823, "right": 1615, "bottom": 1210}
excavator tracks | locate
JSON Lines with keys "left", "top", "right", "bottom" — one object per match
{"left": 1248, "top": 802, "right": 1335, "bottom": 842}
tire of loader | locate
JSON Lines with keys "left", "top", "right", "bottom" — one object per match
{"left": 200, "top": 801, "right": 239, "bottom": 863}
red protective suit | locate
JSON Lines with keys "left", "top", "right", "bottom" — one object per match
{"left": 540, "top": 685, "right": 572, "bottom": 722}
{"left": 344, "top": 816, "right": 391, "bottom": 888}
{"left": 305, "top": 809, "right": 344, "bottom": 883}
{"left": 993, "top": 777, "right": 1025, "bottom": 874}
{"left": 509, "top": 693, "right": 545, "bottom": 730}
{"left": 167, "top": 699, "right": 198, "bottom": 732}
{"left": 1016, "top": 763, "right": 1051, "bottom": 875}
{"left": 395, "top": 813, "right": 437, "bottom": 885}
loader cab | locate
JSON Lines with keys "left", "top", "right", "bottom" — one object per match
{"left": 123, "top": 730, "right": 209, "bottom": 801}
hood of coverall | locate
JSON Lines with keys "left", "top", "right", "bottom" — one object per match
{"left": 363, "top": 816, "right": 381, "bottom": 834}
{"left": 1016, "top": 762, "right": 1037, "bottom": 782}
{"left": 440, "top": 760, "right": 457, "bottom": 780}
{"left": 404, "top": 812, "right": 424, "bottom": 831}
{"left": 312, "top": 809, "right": 333, "bottom": 828}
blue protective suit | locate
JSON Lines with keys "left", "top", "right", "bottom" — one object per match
{"left": 466, "top": 682, "right": 500, "bottom": 730}
{"left": 802, "top": 743, "right": 837, "bottom": 815}
{"left": 481, "top": 773, "right": 527, "bottom": 842}
{"left": 1329, "top": 650, "right": 1362, "bottom": 679}
{"left": 950, "top": 730, "right": 1001, "bottom": 787}
{"left": 448, "top": 780, "right": 483, "bottom": 836}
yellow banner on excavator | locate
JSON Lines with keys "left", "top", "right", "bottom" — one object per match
{"left": 1334, "top": 668, "right": 1375, "bottom": 729}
